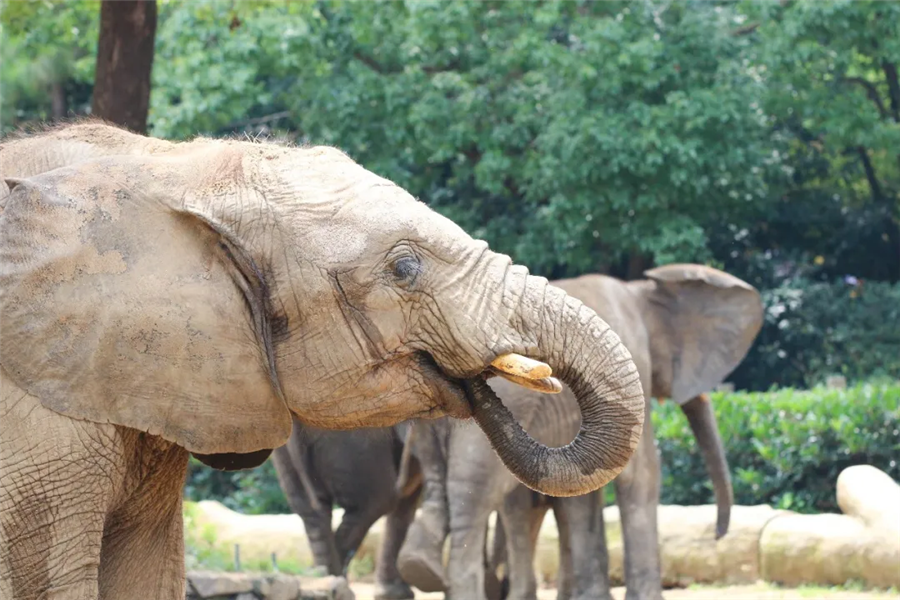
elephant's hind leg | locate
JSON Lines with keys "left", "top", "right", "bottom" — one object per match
{"left": 497, "top": 485, "right": 541, "bottom": 600}
{"left": 614, "top": 400, "right": 664, "bottom": 600}
{"left": 0, "top": 370, "right": 109, "bottom": 600}
{"left": 553, "top": 491, "right": 613, "bottom": 600}
{"left": 98, "top": 431, "right": 188, "bottom": 600}
{"left": 373, "top": 485, "right": 421, "bottom": 600}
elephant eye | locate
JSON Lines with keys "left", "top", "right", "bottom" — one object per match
{"left": 390, "top": 255, "right": 421, "bottom": 286}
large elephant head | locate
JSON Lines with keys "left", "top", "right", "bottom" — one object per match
{"left": 628, "top": 263, "right": 763, "bottom": 536}
{"left": 0, "top": 123, "right": 644, "bottom": 496}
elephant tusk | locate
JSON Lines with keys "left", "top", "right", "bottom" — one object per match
{"left": 488, "top": 367, "right": 563, "bottom": 394}
{"left": 490, "top": 353, "right": 552, "bottom": 380}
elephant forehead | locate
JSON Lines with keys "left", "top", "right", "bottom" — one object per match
{"left": 288, "top": 183, "right": 472, "bottom": 264}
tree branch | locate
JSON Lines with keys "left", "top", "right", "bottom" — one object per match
{"left": 353, "top": 51, "right": 392, "bottom": 74}
{"left": 877, "top": 57, "right": 900, "bottom": 178}
{"left": 842, "top": 77, "right": 888, "bottom": 119}
{"left": 856, "top": 146, "right": 884, "bottom": 203}
{"left": 881, "top": 60, "right": 900, "bottom": 123}
{"left": 731, "top": 23, "right": 760, "bottom": 37}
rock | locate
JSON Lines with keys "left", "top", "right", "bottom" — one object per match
{"left": 759, "top": 513, "right": 896, "bottom": 588}
{"left": 836, "top": 465, "right": 900, "bottom": 533}
{"left": 659, "top": 504, "right": 790, "bottom": 587}
{"left": 235, "top": 594, "right": 257, "bottom": 600}
{"left": 188, "top": 571, "right": 254, "bottom": 598}
{"left": 299, "top": 575, "right": 354, "bottom": 600}
{"left": 761, "top": 466, "right": 900, "bottom": 590}
{"left": 266, "top": 573, "right": 301, "bottom": 600}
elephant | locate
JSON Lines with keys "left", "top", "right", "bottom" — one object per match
{"left": 0, "top": 121, "right": 646, "bottom": 600}
{"left": 395, "top": 265, "right": 763, "bottom": 600}
{"left": 270, "top": 418, "right": 423, "bottom": 600}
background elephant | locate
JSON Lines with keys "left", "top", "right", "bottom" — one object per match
{"left": 0, "top": 123, "right": 646, "bottom": 600}
{"left": 396, "top": 264, "right": 763, "bottom": 600}
{"left": 271, "top": 418, "right": 422, "bottom": 600}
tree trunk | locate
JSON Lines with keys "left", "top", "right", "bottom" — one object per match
{"left": 50, "top": 81, "right": 68, "bottom": 120}
{"left": 92, "top": 0, "right": 157, "bottom": 133}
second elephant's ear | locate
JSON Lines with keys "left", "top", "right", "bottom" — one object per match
{"left": 0, "top": 159, "right": 292, "bottom": 456}
{"left": 632, "top": 264, "right": 763, "bottom": 405}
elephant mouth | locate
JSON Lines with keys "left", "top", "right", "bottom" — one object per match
{"left": 416, "top": 351, "right": 562, "bottom": 419}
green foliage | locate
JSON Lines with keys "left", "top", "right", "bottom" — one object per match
{"left": 0, "top": 0, "right": 98, "bottom": 130}
{"left": 183, "top": 501, "right": 310, "bottom": 574}
{"left": 731, "top": 278, "right": 900, "bottom": 391}
{"left": 721, "top": 0, "right": 900, "bottom": 284}
{"left": 183, "top": 501, "right": 235, "bottom": 571}
{"left": 2, "top": 0, "right": 898, "bottom": 390}
{"left": 655, "top": 382, "right": 900, "bottom": 514}
{"left": 184, "top": 456, "right": 291, "bottom": 515}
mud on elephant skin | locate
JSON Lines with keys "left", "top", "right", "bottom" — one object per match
{"left": 0, "top": 122, "right": 645, "bottom": 600}
{"left": 271, "top": 418, "right": 423, "bottom": 600}
{"left": 397, "top": 265, "right": 763, "bottom": 600}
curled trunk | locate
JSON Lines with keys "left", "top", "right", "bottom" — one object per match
{"left": 680, "top": 394, "right": 733, "bottom": 538}
{"left": 471, "top": 277, "right": 645, "bottom": 497}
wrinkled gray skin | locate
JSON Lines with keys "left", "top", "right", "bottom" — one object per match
{"left": 396, "top": 266, "right": 763, "bottom": 600}
{"left": 0, "top": 122, "right": 645, "bottom": 600}
{"left": 271, "top": 419, "right": 422, "bottom": 600}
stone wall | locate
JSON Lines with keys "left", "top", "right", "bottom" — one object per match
{"left": 185, "top": 572, "right": 353, "bottom": 600}
{"left": 189, "top": 465, "right": 900, "bottom": 592}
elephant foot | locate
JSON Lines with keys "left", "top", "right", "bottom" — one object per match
{"left": 571, "top": 590, "right": 614, "bottom": 600}
{"left": 623, "top": 588, "right": 665, "bottom": 600}
{"left": 397, "top": 520, "right": 446, "bottom": 592}
{"left": 373, "top": 579, "right": 415, "bottom": 600}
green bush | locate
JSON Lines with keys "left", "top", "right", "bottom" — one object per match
{"left": 729, "top": 278, "right": 900, "bottom": 391}
{"left": 184, "top": 457, "right": 290, "bottom": 515}
{"left": 187, "top": 383, "right": 899, "bottom": 517}
{"left": 655, "top": 382, "right": 900, "bottom": 514}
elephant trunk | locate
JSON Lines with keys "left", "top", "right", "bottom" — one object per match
{"left": 470, "top": 275, "right": 645, "bottom": 497}
{"left": 680, "top": 394, "right": 733, "bottom": 539}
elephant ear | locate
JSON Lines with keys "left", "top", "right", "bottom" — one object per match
{"left": 633, "top": 264, "right": 763, "bottom": 405}
{"left": 192, "top": 449, "right": 274, "bottom": 471}
{"left": 0, "top": 158, "right": 292, "bottom": 455}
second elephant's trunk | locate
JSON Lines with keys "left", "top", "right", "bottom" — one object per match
{"left": 680, "top": 394, "right": 733, "bottom": 539}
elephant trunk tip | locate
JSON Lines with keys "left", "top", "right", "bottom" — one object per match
{"left": 715, "top": 513, "right": 730, "bottom": 540}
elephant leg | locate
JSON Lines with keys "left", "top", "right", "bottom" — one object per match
{"left": 373, "top": 485, "right": 421, "bottom": 600}
{"left": 444, "top": 427, "right": 512, "bottom": 600}
{"left": 1, "top": 385, "right": 108, "bottom": 600}
{"left": 271, "top": 446, "right": 340, "bottom": 574}
{"left": 497, "top": 486, "right": 539, "bottom": 600}
{"left": 334, "top": 502, "right": 391, "bottom": 576}
{"left": 98, "top": 434, "right": 189, "bottom": 600}
{"left": 613, "top": 400, "right": 664, "bottom": 600}
{"left": 554, "top": 497, "right": 573, "bottom": 600}
{"left": 553, "top": 491, "right": 613, "bottom": 600}
{"left": 397, "top": 421, "right": 450, "bottom": 592}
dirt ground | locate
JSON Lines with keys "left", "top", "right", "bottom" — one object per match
{"left": 349, "top": 581, "right": 900, "bottom": 600}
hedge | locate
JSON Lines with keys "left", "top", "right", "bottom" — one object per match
{"left": 186, "top": 382, "right": 900, "bottom": 516}
{"left": 655, "top": 381, "right": 900, "bottom": 513}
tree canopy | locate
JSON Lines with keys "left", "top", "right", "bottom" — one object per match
{"left": 2, "top": 0, "right": 897, "bottom": 389}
